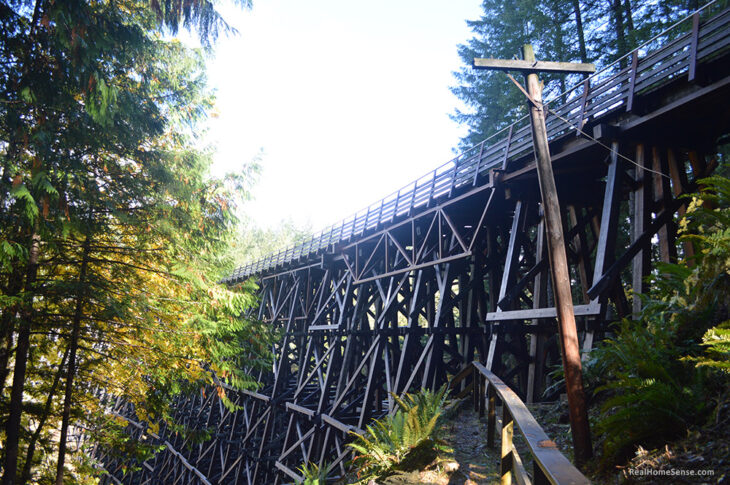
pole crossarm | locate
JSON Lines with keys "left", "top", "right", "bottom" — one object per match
{"left": 472, "top": 58, "right": 596, "bottom": 74}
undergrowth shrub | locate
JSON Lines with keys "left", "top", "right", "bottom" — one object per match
{"left": 347, "top": 385, "right": 448, "bottom": 483}
{"left": 586, "top": 174, "right": 730, "bottom": 467}
{"left": 295, "top": 461, "right": 330, "bottom": 485}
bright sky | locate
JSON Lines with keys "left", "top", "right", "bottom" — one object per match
{"left": 204, "top": 0, "right": 484, "bottom": 230}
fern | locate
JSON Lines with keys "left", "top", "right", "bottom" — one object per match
{"left": 587, "top": 173, "right": 730, "bottom": 467}
{"left": 688, "top": 320, "right": 730, "bottom": 373}
{"left": 295, "top": 461, "right": 330, "bottom": 485}
{"left": 347, "top": 385, "right": 448, "bottom": 482}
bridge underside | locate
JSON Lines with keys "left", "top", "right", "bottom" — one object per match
{"left": 98, "top": 9, "right": 730, "bottom": 485}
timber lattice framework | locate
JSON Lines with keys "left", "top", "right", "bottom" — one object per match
{"left": 98, "top": 6, "right": 730, "bottom": 484}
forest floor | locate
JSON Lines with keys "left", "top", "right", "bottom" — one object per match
{"left": 372, "top": 402, "right": 500, "bottom": 485}
{"left": 357, "top": 397, "right": 730, "bottom": 484}
{"left": 369, "top": 399, "right": 575, "bottom": 485}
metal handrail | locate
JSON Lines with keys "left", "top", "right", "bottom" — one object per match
{"left": 224, "top": 3, "right": 730, "bottom": 284}
{"left": 450, "top": 362, "right": 590, "bottom": 485}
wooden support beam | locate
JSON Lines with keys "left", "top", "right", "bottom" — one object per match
{"left": 592, "top": 142, "right": 622, "bottom": 298}
{"left": 668, "top": 149, "right": 695, "bottom": 262}
{"left": 632, "top": 144, "right": 650, "bottom": 317}
{"left": 652, "top": 147, "right": 677, "bottom": 263}
{"left": 473, "top": 58, "right": 596, "bottom": 74}
{"left": 526, "top": 219, "right": 548, "bottom": 404}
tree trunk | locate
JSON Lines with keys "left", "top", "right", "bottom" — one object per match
{"left": 2, "top": 5, "right": 47, "bottom": 480}
{"left": 55, "top": 236, "right": 91, "bottom": 485}
{"left": 612, "top": 0, "right": 628, "bottom": 66}
{"left": 572, "top": 0, "right": 589, "bottom": 63}
{"left": 624, "top": 0, "right": 635, "bottom": 32}
{"left": 0, "top": 268, "right": 23, "bottom": 390}
{"left": 21, "top": 345, "right": 70, "bottom": 484}
{"left": 2, "top": 230, "right": 41, "bottom": 485}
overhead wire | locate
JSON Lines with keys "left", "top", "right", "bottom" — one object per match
{"left": 504, "top": 70, "right": 670, "bottom": 180}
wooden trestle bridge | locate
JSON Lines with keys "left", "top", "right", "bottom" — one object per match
{"left": 99, "top": 6, "right": 730, "bottom": 484}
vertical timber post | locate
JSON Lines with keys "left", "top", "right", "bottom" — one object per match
{"left": 522, "top": 44, "right": 592, "bottom": 464}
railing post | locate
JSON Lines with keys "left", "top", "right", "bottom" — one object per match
{"left": 576, "top": 79, "right": 590, "bottom": 137}
{"left": 501, "top": 125, "right": 514, "bottom": 170}
{"left": 501, "top": 406, "right": 514, "bottom": 485}
{"left": 364, "top": 206, "right": 372, "bottom": 233}
{"left": 688, "top": 12, "right": 700, "bottom": 82}
{"left": 487, "top": 385, "right": 496, "bottom": 448}
{"left": 533, "top": 461, "right": 550, "bottom": 485}
{"left": 626, "top": 51, "right": 639, "bottom": 112}
{"left": 447, "top": 162, "right": 458, "bottom": 197}
{"left": 478, "top": 375, "right": 485, "bottom": 418}
{"left": 427, "top": 169, "right": 437, "bottom": 207}
{"left": 473, "top": 142, "right": 485, "bottom": 185}
{"left": 392, "top": 189, "right": 401, "bottom": 222}
{"left": 472, "top": 374, "right": 479, "bottom": 412}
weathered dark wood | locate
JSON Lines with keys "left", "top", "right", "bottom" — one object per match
{"left": 627, "top": 51, "right": 639, "bottom": 112}
{"left": 521, "top": 43, "right": 592, "bottom": 464}
{"left": 527, "top": 219, "right": 548, "bottom": 404}
{"left": 576, "top": 79, "right": 590, "bottom": 137}
{"left": 632, "top": 144, "right": 650, "bottom": 316}
{"left": 689, "top": 12, "right": 701, "bottom": 82}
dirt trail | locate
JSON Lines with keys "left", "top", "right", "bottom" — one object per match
{"left": 376, "top": 401, "right": 574, "bottom": 485}
{"left": 376, "top": 406, "right": 501, "bottom": 485}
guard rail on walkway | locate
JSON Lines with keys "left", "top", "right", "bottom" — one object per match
{"left": 450, "top": 362, "right": 590, "bottom": 485}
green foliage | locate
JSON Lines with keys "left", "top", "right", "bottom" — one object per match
{"left": 452, "top": 0, "right": 717, "bottom": 150}
{"left": 295, "top": 461, "right": 330, "bottom": 485}
{"left": 587, "top": 174, "right": 730, "bottom": 467}
{"left": 0, "top": 0, "right": 265, "bottom": 482}
{"left": 347, "top": 385, "right": 448, "bottom": 483}
{"left": 588, "top": 319, "right": 707, "bottom": 463}
{"left": 694, "top": 322, "right": 730, "bottom": 373}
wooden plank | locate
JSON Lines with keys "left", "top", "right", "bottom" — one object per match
{"left": 575, "top": 79, "right": 590, "bottom": 137}
{"left": 632, "top": 144, "right": 650, "bottom": 317}
{"left": 473, "top": 57, "right": 595, "bottom": 74}
{"left": 285, "top": 402, "right": 315, "bottom": 418}
{"left": 498, "top": 201, "right": 526, "bottom": 305}
{"left": 592, "top": 142, "right": 622, "bottom": 291}
{"left": 274, "top": 461, "right": 303, "bottom": 482}
{"left": 689, "top": 12, "right": 701, "bottom": 81}
{"left": 501, "top": 124, "right": 515, "bottom": 169}
{"left": 486, "top": 303, "right": 600, "bottom": 321}
{"left": 626, "top": 51, "right": 639, "bottom": 112}
{"left": 527, "top": 219, "right": 547, "bottom": 404}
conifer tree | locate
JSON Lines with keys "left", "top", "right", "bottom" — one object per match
{"left": 451, "top": 0, "right": 714, "bottom": 150}
{"left": 0, "top": 1, "right": 269, "bottom": 483}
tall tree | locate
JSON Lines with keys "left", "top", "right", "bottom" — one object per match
{"left": 451, "top": 0, "right": 585, "bottom": 148}
{"left": 0, "top": 1, "right": 269, "bottom": 483}
{"left": 451, "top": 0, "right": 715, "bottom": 151}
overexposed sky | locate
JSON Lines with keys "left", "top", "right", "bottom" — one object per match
{"left": 204, "top": 0, "right": 484, "bottom": 229}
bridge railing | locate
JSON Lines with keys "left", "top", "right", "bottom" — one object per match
{"left": 225, "top": 3, "right": 730, "bottom": 284}
{"left": 451, "top": 362, "right": 591, "bottom": 485}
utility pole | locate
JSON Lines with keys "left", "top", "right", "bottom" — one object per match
{"left": 473, "top": 45, "right": 594, "bottom": 465}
